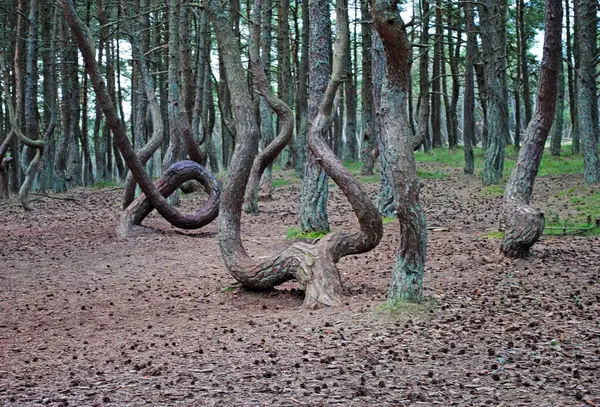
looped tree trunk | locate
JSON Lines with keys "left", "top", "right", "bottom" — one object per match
{"left": 211, "top": 0, "right": 382, "bottom": 309}
{"left": 61, "top": 0, "right": 220, "bottom": 235}
{"left": 118, "top": 160, "right": 220, "bottom": 237}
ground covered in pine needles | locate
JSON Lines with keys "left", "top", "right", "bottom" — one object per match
{"left": 1, "top": 163, "right": 599, "bottom": 406}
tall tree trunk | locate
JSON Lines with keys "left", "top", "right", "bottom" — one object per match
{"left": 415, "top": 0, "right": 430, "bottom": 151}
{"left": 359, "top": 0, "right": 375, "bottom": 175}
{"left": 294, "top": 0, "right": 309, "bottom": 175}
{"left": 501, "top": 0, "right": 562, "bottom": 258}
{"left": 569, "top": 0, "right": 580, "bottom": 154}
{"left": 446, "top": 5, "right": 460, "bottom": 149}
{"left": 462, "top": 0, "right": 475, "bottom": 174}
{"left": 343, "top": 24, "right": 357, "bottom": 161}
{"left": 372, "top": 0, "right": 427, "bottom": 303}
{"left": 479, "top": 0, "right": 509, "bottom": 186}
{"left": 373, "top": 31, "right": 394, "bottom": 218}
{"left": 575, "top": 0, "right": 600, "bottom": 184}
{"left": 278, "top": 0, "right": 295, "bottom": 169}
{"left": 519, "top": 0, "right": 533, "bottom": 128}
{"left": 550, "top": 60, "right": 565, "bottom": 156}
{"left": 430, "top": 0, "right": 442, "bottom": 148}
{"left": 300, "top": 0, "right": 331, "bottom": 233}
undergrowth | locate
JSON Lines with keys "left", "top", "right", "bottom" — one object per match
{"left": 286, "top": 227, "right": 328, "bottom": 240}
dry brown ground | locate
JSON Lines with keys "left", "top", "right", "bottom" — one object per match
{"left": 1, "top": 167, "right": 599, "bottom": 407}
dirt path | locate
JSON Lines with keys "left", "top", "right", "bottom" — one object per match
{"left": 1, "top": 172, "right": 599, "bottom": 406}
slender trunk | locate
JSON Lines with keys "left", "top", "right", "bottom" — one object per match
{"left": 300, "top": 0, "right": 332, "bottom": 233}
{"left": 431, "top": 0, "right": 442, "bottom": 148}
{"left": 519, "top": 0, "right": 532, "bottom": 128}
{"left": 550, "top": 60, "right": 565, "bottom": 156}
{"left": 479, "top": 0, "right": 509, "bottom": 186}
{"left": 372, "top": 0, "right": 427, "bottom": 303}
{"left": 569, "top": 0, "right": 580, "bottom": 154}
{"left": 415, "top": 0, "right": 430, "bottom": 151}
{"left": 359, "top": 0, "right": 375, "bottom": 175}
{"left": 343, "top": 24, "right": 357, "bottom": 161}
{"left": 294, "top": 0, "right": 309, "bottom": 175}
{"left": 501, "top": 0, "right": 562, "bottom": 258}
{"left": 462, "top": 0, "right": 475, "bottom": 174}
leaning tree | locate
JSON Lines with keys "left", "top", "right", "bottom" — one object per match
{"left": 209, "top": 0, "right": 383, "bottom": 309}
{"left": 500, "top": 0, "right": 562, "bottom": 258}
{"left": 60, "top": 0, "right": 220, "bottom": 237}
{"left": 372, "top": 0, "right": 428, "bottom": 303}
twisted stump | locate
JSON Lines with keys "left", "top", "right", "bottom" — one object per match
{"left": 500, "top": 201, "right": 545, "bottom": 258}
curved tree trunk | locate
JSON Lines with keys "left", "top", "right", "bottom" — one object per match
{"left": 372, "top": 0, "right": 428, "bottom": 303}
{"left": 121, "top": 3, "right": 167, "bottom": 209}
{"left": 61, "top": 0, "right": 220, "bottom": 234}
{"left": 211, "top": 0, "right": 382, "bottom": 309}
{"left": 501, "top": 0, "right": 562, "bottom": 258}
{"left": 243, "top": 3, "right": 293, "bottom": 214}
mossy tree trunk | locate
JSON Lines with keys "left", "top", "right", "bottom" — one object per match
{"left": 372, "top": 0, "right": 427, "bottom": 303}
{"left": 501, "top": 0, "right": 562, "bottom": 258}
{"left": 211, "top": 0, "right": 382, "bottom": 309}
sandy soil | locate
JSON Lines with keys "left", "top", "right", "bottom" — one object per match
{"left": 1, "top": 167, "right": 599, "bottom": 406}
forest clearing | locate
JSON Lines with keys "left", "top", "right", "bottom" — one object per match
{"left": 1, "top": 153, "right": 599, "bottom": 406}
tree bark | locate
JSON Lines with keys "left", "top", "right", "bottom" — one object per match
{"left": 372, "top": 0, "right": 427, "bottom": 303}
{"left": 415, "top": 0, "right": 430, "bottom": 151}
{"left": 501, "top": 0, "right": 562, "bottom": 258}
{"left": 431, "top": 0, "right": 442, "bottom": 148}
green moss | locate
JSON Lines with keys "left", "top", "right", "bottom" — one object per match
{"left": 286, "top": 227, "right": 328, "bottom": 240}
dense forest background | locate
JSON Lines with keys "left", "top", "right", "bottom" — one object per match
{"left": 1, "top": 0, "right": 597, "bottom": 198}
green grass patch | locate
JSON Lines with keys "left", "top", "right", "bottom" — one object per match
{"left": 90, "top": 180, "right": 121, "bottom": 189}
{"left": 382, "top": 216, "right": 396, "bottom": 225}
{"left": 272, "top": 177, "right": 292, "bottom": 188}
{"left": 480, "top": 184, "right": 505, "bottom": 196}
{"left": 286, "top": 227, "right": 328, "bottom": 240}
{"left": 374, "top": 297, "right": 438, "bottom": 320}
{"left": 417, "top": 169, "right": 446, "bottom": 179}
{"left": 358, "top": 174, "right": 381, "bottom": 183}
{"left": 486, "top": 230, "right": 505, "bottom": 240}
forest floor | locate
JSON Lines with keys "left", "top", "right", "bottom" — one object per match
{"left": 1, "top": 160, "right": 599, "bottom": 407}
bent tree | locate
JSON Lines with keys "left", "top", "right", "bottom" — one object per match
{"left": 501, "top": 0, "right": 562, "bottom": 258}
{"left": 61, "top": 0, "right": 220, "bottom": 237}
{"left": 210, "top": 0, "right": 382, "bottom": 309}
{"left": 372, "top": 0, "right": 427, "bottom": 302}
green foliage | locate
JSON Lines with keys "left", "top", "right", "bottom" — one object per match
{"left": 286, "top": 227, "right": 328, "bottom": 240}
